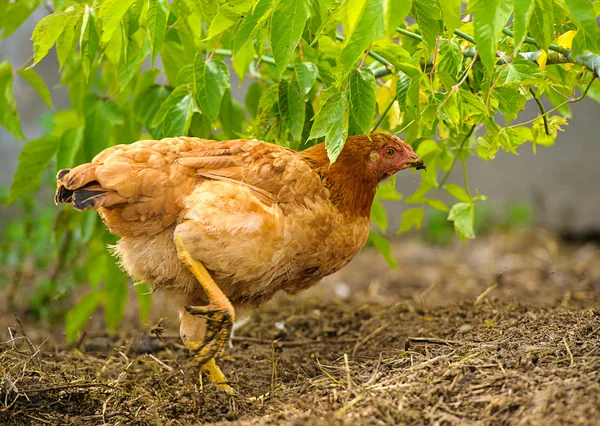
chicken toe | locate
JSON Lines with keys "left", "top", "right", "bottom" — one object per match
{"left": 186, "top": 305, "right": 234, "bottom": 363}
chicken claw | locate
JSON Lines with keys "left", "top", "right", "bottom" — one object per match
{"left": 185, "top": 304, "right": 234, "bottom": 363}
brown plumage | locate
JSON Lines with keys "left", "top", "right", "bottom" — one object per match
{"left": 55, "top": 134, "right": 424, "bottom": 392}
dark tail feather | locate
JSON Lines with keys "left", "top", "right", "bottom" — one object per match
{"left": 72, "top": 184, "right": 110, "bottom": 210}
{"left": 55, "top": 185, "right": 74, "bottom": 204}
{"left": 55, "top": 167, "right": 127, "bottom": 210}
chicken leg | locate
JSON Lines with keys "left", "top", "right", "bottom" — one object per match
{"left": 180, "top": 311, "right": 234, "bottom": 394}
{"left": 175, "top": 234, "right": 235, "bottom": 393}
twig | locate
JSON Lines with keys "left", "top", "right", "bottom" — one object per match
{"left": 563, "top": 337, "right": 575, "bottom": 367}
{"left": 231, "top": 335, "right": 356, "bottom": 347}
{"left": 501, "top": 27, "right": 569, "bottom": 56}
{"left": 148, "top": 354, "right": 174, "bottom": 372}
{"left": 270, "top": 342, "right": 277, "bottom": 396}
{"left": 14, "top": 316, "right": 36, "bottom": 357}
{"left": 406, "top": 337, "right": 454, "bottom": 347}
{"left": 335, "top": 34, "right": 394, "bottom": 71}
{"left": 508, "top": 77, "right": 596, "bottom": 128}
{"left": 474, "top": 283, "right": 499, "bottom": 307}
{"left": 19, "top": 383, "right": 113, "bottom": 394}
{"left": 529, "top": 87, "right": 550, "bottom": 135}
{"left": 371, "top": 95, "right": 397, "bottom": 132}
{"left": 343, "top": 353, "right": 352, "bottom": 393}
{"left": 437, "top": 125, "right": 477, "bottom": 190}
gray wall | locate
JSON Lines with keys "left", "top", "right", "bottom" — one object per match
{"left": 1, "top": 13, "right": 599, "bottom": 231}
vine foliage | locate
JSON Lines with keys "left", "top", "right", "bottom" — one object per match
{"left": 1, "top": 0, "right": 599, "bottom": 336}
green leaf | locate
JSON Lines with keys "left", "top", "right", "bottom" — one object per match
{"left": 176, "top": 0, "right": 204, "bottom": 43}
{"left": 86, "top": 236, "right": 107, "bottom": 289}
{"left": 340, "top": 0, "right": 385, "bottom": 70}
{"left": 471, "top": 0, "right": 511, "bottom": 73}
{"left": 30, "top": 11, "right": 71, "bottom": 67}
{"left": 309, "top": 90, "right": 349, "bottom": 162}
{"left": 370, "top": 197, "right": 388, "bottom": 233}
{"left": 206, "top": 5, "right": 243, "bottom": 40}
{"left": 65, "top": 291, "right": 103, "bottom": 343}
{"left": 529, "top": 0, "right": 553, "bottom": 51}
{"left": 147, "top": 0, "right": 169, "bottom": 66}
{"left": 99, "top": 0, "right": 138, "bottom": 45}
{"left": 9, "top": 136, "right": 60, "bottom": 203}
{"left": 135, "top": 85, "right": 170, "bottom": 138}
{"left": 279, "top": 79, "right": 305, "bottom": 140}
{"left": 177, "top": 64, "right": 194, "bottom": 85}
{"left": 294, "top": 62, "right": 318, "bottom": 96}
{"left": 193, "top": 55, "right": 230, "bottom": 122}
{"left": 56, "top": 127, "right": 84, "bottom": 171}
{"left": 104, "top": 259, "right": 128, "bottom": 333}
{"left": 231, "top": 39, "right": 255, "bottom": 81}
{"left": 512, "top": 0, "right": 535, "bottom": 53}
{"left": 376, "top": 181, "right": 403, "bottom": 200}
{"left": 233, "top": 0, "right": 273, "bottom": 56}
{"left": 135, "top": 284, "right": 153, "bottom": 322}
{"left": 368, "top": 231, "right": 398, "bottom": 269}
{"left": 17, "top": 69, "right": 53, "bottom": 109}
{"left": 397, "top": 207, "right": 424, "bottom": 233}
{"left": 427, "top": 198, "right": 449, "bottom": 212}
{"left": 444, "top": 183, "right": 471, "bottom": 202}
{"left": 494, "top": 59, "right": 544, "bottom": 87}
{"left": 245, "top": 81, "right": 263, "bottom": 118}
{"left": 117, "top": 34, "right": 150, "bottom": 90}
{"left": 437, "top": 0, "right": 461, "bottom": 35}
{"left": 348, "top": 68, "right": 377, "bottom": 135}
{"left": 1, "top": 0, "right": 39, "bottom": 40}
{"left": 565, "top": 0, "right": 600, "bottom": 52}
{"left": 271, "top": 0, "right": 310, "bottom": 73}
{"left": 79, "top": 5, "right": 100, "bottom": 79}
{"left": 436, "top": 39, "right": 463, "bottom": 81}
{"left": 152, "top": 84, "right": 196, "bottom": 137}
{"left": 494, "top": 87, "right": 527, "bottom": 123}
{"left": 384, "top": 0, "right": 411, "bottom": 36}
{"left": 447, "top": 202, "right": 475, "bottom": 241}
{"left": 56, "top": 13, "right": 81, "bottom": 71}
{"left": 219, "top": 89, "right": 246, "bottom": 138}
{"left": 0, "top": 62, "right": 24, "bottom": 139}
{"left": 412, "top": 0, "right": 441, "bottom": 56}
{"left": 83, "top": 94, "right": 123, "bottom": 159}
{"left": 396, "top": 72, "right": 411, "bottom": 111}
{"left": 371, "top": 198, "right": 387, "bottom": 232}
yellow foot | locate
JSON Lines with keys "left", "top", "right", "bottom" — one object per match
{"left": 201, "top": 358, "right": 235, "bottom": 394}
{"left": 186, "top": 304, "right": 234, "bottom": 364}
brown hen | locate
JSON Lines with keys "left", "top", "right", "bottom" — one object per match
{"left": 55, "top": 134, "right": 424, "bottom": 392}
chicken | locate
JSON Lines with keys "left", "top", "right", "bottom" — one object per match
{"left": 55, "top": 133, "right": 425, "bottom": 392}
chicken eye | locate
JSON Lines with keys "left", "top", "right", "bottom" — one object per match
{"left": 385, "top": 148, "right": 395, "bottom": 157}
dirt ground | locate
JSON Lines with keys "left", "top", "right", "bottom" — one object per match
{"left": 1, "top": 229, "right": 599, "bottom": 425}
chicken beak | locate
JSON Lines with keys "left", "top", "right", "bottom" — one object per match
{"left": 412, "top": 158, "right": 426, "bottom": 170}
{"left": 404, "top": 153, "right": 426, "bottom": 171}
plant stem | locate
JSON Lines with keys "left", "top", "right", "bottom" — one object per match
{"left": 335, "top": 34, "right": 394, "bottom": 70}
{"left": 501, "top": 28, "right": 569, "bottom": 56}
{"left": 508, "top": 77, "right": 597, "bottom": 128}
{"left": 396, "top": 27, "right": 423, "bottom": 41}
{"left": 529, "top": 87, "right": 550, "bottom": 135}
{"left": 371, "top": 95, "right": 397, "bottom": 132}
{"left": 438, "top": 125, "right": 476, "bottom": 190}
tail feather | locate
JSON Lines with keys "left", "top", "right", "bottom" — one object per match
{"left": 55, "top": 166, "right": 126, "bottom": 211}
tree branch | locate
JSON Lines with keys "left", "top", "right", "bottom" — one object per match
{"left": 529, "top": 87, "right": 550, "bottom": 135}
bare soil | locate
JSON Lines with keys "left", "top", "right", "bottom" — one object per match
{"left": 1, "top": 229, "right": 599, "bottom": 425}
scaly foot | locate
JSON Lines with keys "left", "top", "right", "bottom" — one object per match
{"left": 185, "top": 304, "right": 234, "bottom": 364}
{"left": 200, "top": 358, "right": 235, "bottom": 395}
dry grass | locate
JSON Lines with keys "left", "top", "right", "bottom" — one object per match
{"left": 1, "top": 230, "right": 599, "bottom": 425}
